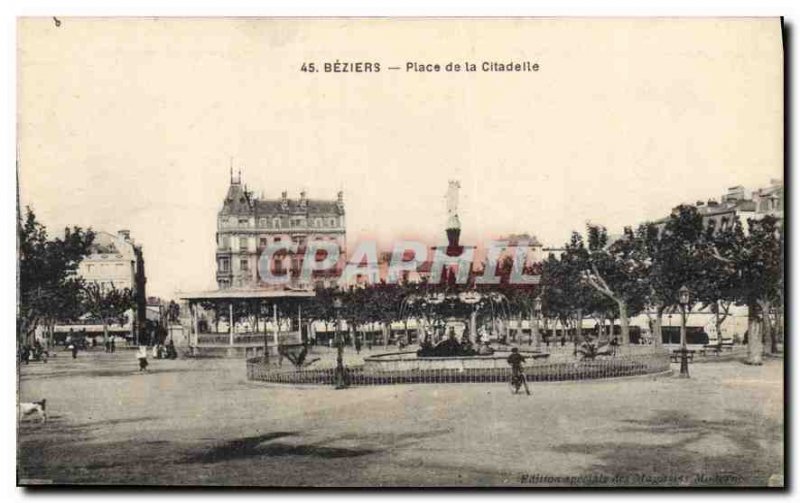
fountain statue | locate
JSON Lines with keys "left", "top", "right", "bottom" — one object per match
{"left": 445, "top": 179, "right": 462, "bottom": 254}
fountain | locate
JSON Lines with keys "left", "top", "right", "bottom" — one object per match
{"left": 363, "top": 180, "right": 547, "bottom": 372}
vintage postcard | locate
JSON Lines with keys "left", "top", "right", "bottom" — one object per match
{"left": 16, "top": 17, "right": 784, "bottom": 487}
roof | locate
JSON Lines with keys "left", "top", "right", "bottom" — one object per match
{"left": 220, "top": 180, "right": 344, "bottom": 216}
{"left": 86, "top": 231, "right": 136, "bottom": 259}
{"left": 220, "top": 182, "right": 254, "bottom": 215}
{"left": 698, "top": 200, "right": 756, "bottom": 217}
{"left": 254, "top": 198, "right": 342, "bottom": 216}
{"left": 499, "top": 233, "right": 543, "bottom": 247}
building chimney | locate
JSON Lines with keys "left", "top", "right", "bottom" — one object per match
{"left": 118, "top": 229, "right": 131, "bottom": 240}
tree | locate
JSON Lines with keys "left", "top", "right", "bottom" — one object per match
{"left": 17, "top": 207, "right": 95, "bottom": 345}
{"left": 694, "top": 217, "right": 746, "bottom": 346}
{"left": 83, "top": 283, "right": 135, "bottom": 344}
{"left": 302, "top": 286, "right": 338, "bottom": 344}
{"left": 639, "top": 206, "right": 711, "bottom": 347}
{"left": 582, "top": 225, "right": 648, "bottom": 345}
{"left": 485, "top": 256, "right": 541, "bottom": 344}
{"left": 543, "top": 233, "right": 607, "bottom": 349}
{"left": 738, "top": 216, "right": 783, "bottom": 364}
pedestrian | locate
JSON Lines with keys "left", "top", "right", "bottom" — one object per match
{"left": 137, "top": 346, "right": 149, "bottom": 372}
{"left": 105, "top": 338, "right": 111, "bottom": 353}
{"left": 110, "top": 335, "right": 116, "bottom": 353}
{"left": 70, "top": 343, "right": 79, "bottom": 359}
{"left": 166, "top": 339, "right": 178, "bottom": 359}
{"left": 20, "top": 345, "right": 31, "bottom": 365}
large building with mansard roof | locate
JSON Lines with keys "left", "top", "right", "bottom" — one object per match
{"left": 215, "top": 171, "right": 346, "bottom": 289}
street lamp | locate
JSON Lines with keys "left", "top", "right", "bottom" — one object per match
{"left": 678, "top": 285, "right": 691, "bottom": 378}
{"left": 333, "top": 296, "right": 347, "bottom": 389}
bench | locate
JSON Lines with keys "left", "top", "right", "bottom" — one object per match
{"left": 670, "top": 349, "right": 695, "bottom": 363}
{"left": 700, "top": 345, "right": 722, "bottom": 357}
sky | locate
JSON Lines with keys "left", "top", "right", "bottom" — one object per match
{"left": 17, "top": 17, "right": 783, "bottom": 298}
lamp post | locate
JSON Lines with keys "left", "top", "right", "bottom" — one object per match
{"left": 678, "top": 285, "right": 691, "bottom": 378}
{"left": 533, "top": 296, "right": 543, "bottom": 348}
{"left": 333, "top": 296, "right": 347, "bottom": 389}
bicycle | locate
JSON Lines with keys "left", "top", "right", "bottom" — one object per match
{"left": 510, "top": 368, "right": 531, "bottom": 395}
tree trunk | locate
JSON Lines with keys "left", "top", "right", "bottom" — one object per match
{"left": 759, "top": 300, "right": 777, "bottom": 355}
{"left": 383, "top": 322, "right": 389, "bottom": 348}
{"left": 652, "top": 308, "right": 663, "bottom": 348}
{"left": 746, "top": 303, "right": 763, "bottom": 365}
{"left": 576, "top": 308, "right": 583, "bottom": 344}
{"left": 103, "top": 320, "right": 109, "bottom": 346}
{"left": 764, "top": 316, "right": 776, "bottom": 355}
{"left": 618, "top": 302, "right": 630, "bottom": 345}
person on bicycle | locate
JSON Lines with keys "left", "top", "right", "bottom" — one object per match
{"left": 507, "top": 347, "right": 531, "bottom": 395}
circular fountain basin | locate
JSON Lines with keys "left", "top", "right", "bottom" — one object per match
{"left": 363, "top": 350, "right": 549, "bottom": 372}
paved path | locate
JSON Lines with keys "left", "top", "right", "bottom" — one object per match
{"left": 17, "top": 349, "right": 783, "bottom": 486}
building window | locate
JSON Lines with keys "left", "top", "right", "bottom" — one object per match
{"left": 329, "top": 218, "right": 336, "bottom": 227}
{"left": 273, "top": 218, "right": 281, "bottom": 229}
{"left": 274, "top": 236, "right": 282, "bottom": 243}
{"left": 259, "top": 217, "right": 267, "bottom": 227}
{"left": 238, "top": 218, "right": 248, "bottom": 226}
{"left": 239, "top": 238, "right": 248, "bottom": 251}
{"left": 219, "top": 258, "right": 230, "bottom": 272}
{"left": 260, "top": 237, "right": 268, "bottom": 248}
{"left": 240, "top": 258, "right": 249, "bottom": 271}
{"left": 314, "top": 218, "right": 322, "bottom": 227}
{"left": 220, "top": 235, "right": 230, "bottom": 250}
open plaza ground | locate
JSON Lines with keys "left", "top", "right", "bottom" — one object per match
{"left": 17, "top": 347, "right": 783, "bottom": 487}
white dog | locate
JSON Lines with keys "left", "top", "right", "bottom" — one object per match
{"left": 19, "top": 399, "right": 47, "bottom": 423}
